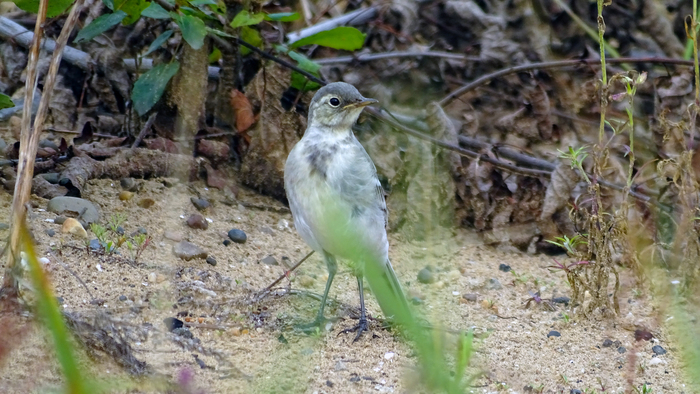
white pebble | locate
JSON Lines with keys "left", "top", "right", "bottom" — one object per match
{"left": 384, "top": 352, "right": 395, "bottom": 360}
{"left": 96, "top": 264, "right": 102, "bottom": 272}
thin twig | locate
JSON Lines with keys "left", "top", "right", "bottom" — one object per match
{"left": 4, "top": 0, "right": 50, "bottom": 287}
{"left": 440, "top": 57, "right": 695, "bottom": 107}
{"left": 254, "top": 251, "right": 315, "bottom": 301}
{"left": 131, "top": 112, "right": 157, "bottom": 149}
{"left": 314, "top": 50, "right": 482, "bottom": 65}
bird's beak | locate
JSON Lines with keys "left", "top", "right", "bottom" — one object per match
{"left": 344, "top": 98, "right": 378, "bottom": 109}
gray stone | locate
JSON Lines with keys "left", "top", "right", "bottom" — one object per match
{"left": 53, "top": 216, "right": 66, "bottom": 225}
{"left": 163, "top": 230, "right": 184, "bottom": 242}
{"left": 47, "top": 196, "right": 100, "bottom": 224}
{"left": 40, "top": 173, "right": 60, "bottom": 184}
{"left": 261, "top": 255, "right": 278, "bottom": 265}
{"left": 547, "top": 330, "right": 561, "bottom": 338}
{"left": 45, "top": 228, "right": 56, "bottom": 237}
{"left": 417, "top": 267, "right": 435, "bottom": 284}
{"left": 228, "top": 229, "right": 247, "bottom": 244}
{"left": 162, "top": 177, "right": 179, "bottom": 187}
{"left": 617, "top": 346, "right": 626, "bottom": 354}
{"left": 88, "top": 238, "right": 101, "bottom": 251}
{"left": 118, "top": 295, "right": 127, "bottom": 301}
{"left": 652, "top": 345, "right": 667, "bottom": 355}
{"left": 172, "top": 241, "right": 207, "bottom": 261}
{"left": 0, "top": 223, "right": 8, "bottom": 230}
{"left": 120, "top": 177, "right": 138, "bottom": 191}
{"left": 190, "top": 197, "right": 210, "bottom": 211}
{"left": 186, "top": 214, "right": 208, "bottom": 230}
{"left": 206, "top": 256, "right": 217, "bottom": 266}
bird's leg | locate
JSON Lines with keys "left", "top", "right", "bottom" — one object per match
{"left": 340, "top": 275, "right": 370, "bottom": 342}
{"left": 297, "top": 252, "right": 337, "bottom": 332}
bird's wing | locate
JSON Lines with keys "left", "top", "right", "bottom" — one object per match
{"left": 329, "top": 137, "right": 388, "bottom": 226}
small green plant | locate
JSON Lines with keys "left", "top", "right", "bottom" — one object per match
{"left": 90, "top": 223, "right": 108, "bottom": 244}
{"left": 562, "top": 311, "right": 570, "bottom": 323}
{"left": 510, "top": 269, "right": 529, "bottom": 285}
{"left": 106, "top": 213, "right": 127, "bottom": 233}
{"left": 560, "top": 374, "right": 569, "bottom": 384}
{"left": 558, "top": 146, "right": 590, "bottom": 184}
{"left": 546, "top": 235, "right": 588, "bottom": 256}
{"left": 633, "top": 383, "right": 652, "bottom": 393}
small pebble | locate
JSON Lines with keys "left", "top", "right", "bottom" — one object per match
{"left": 652, "top": 345, "right": 667, "bottom": 355}
{"left": 206, "top": 256, "right": 217, "bottom": 266}
{"left": 617, "top": 346, "right": 626, "bottom": 354}
{"left": 118, "top": 191, "right": 134, "bottom": 201}
{"left": 120, "top": 177, "right": 138, "bottom": 191}
{"left": 547, "top": 330, "right": 561, "bottom": 338}
{"left": 261, "top": 255, "right": 278, "bottom": 265}
{"left": 62, "top": 218, "right": 87, "bottom": 238}
{"left": 552, "top": 296, "right": 570, "bottom": 305}
{"left": 116, "top": 226, "right": 125, "bottom": 235}
{"left": 570, "top": 390, "right": 582, "bottom": 394}
{"left": 602, "top": 339, "right": 613, "bottom": 347}
{"left": 88, "top": 239, "right": 101, "bottom": 251}
{"left": 186, "top": 214, "right": 208, "bottom": 230}
{"left": 40, "top": 173, "right": 60, "bottom": 184}
{"left": 462, "top": 293, "right": 478, "bottom": 302}
{"left": 162, "top": 177, "right": 179, "bottom": 187}
{"left": 54, "top": 216, "right": 66, "bottom": 225}
{"left": 164, "top": 317, "right": 184, "bottom": 331}
{"left": 0, "top": 223, "right": 8, "bottom": 230}
{"left": 417, "top": 267, "right": 435, "bottom": 284}
{"left": 190, "top": 197, "right": 210, "bottom": 211}
{"left": 118, "top": 295, "right": 127, "bottom": 301}
{"left": 172, "top": 241, "right": 207, "bottom": 261}
{"left": 45, "top": 229, "right": 56, "bottom": 237}
{"left": 223, "top": 239, "right": 232, "bottom": 246}
{"left": 228, "top": 229, "right": 247, "bottom": 244}
{"left": 164, "top": 231, "right": 184, "bottom": 242}
{"left": 485, "top": 278, "right": 502, "bottom": 290}
{"left": 137, "top": 198, "right": 155, "bottom": 209}
{"left": 498, "top": 264, "right": 511, "bottom": 272}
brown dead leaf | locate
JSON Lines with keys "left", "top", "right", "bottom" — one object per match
{"left": 230, "top": 89, "right": 256, "bottom": 134}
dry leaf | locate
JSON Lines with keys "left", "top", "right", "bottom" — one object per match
{"left": 230, "top": 89, "right": 256, "bottom": 133}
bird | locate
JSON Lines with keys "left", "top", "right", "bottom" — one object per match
{"left": 284, "top": 82, "right": 412, "bottom": 341}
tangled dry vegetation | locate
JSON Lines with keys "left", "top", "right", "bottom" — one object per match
{"left": 2, "top": 0, "right": 700, "bottom": 391}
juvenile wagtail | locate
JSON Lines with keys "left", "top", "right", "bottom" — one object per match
{"left": 284, "top": 82, "right": 411, "bottom": 340}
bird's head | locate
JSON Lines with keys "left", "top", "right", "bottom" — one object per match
{"left": 307, "top": 82, "right": 377, "bottom": 132}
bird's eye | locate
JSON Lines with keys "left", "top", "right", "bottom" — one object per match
{"left": 329, "top": 97, "right": 340, "bottom": 107}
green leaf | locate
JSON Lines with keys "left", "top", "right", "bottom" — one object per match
{"left": 74, "top": 11, "right": 127, "bottom": 43}
{"left": 131, "top": 62, "right": 180, "bottom": 116}
{"left": 230, "top": 10, "right": 264, "bottom": 28}
{"left": 265, "top": 12, "right": 300, "bottom": 22}
{"left": 142, "top": 29, "right": 173, "bottom": 57}
{"left": 0, "top": 94, "right": 14, "bottom": 110}
{"left": 102, "top": 0, "right": 114, "bottom": 11}
{"left": 288, "top": 51, "right": 320, "bottom": 73}
{"left": 189, "top": 0, "right": 216, "bottom": 5}
{"left": 208, "top": 46, "right": 221, "bottom": 63}
{"left": 141, "top": 2, "right": 169, "bottom": 19}
{"left": 291, "top": 72, "right": 321, "bottom": 92}
{"left": 115, "top": 0, "right": 149, "bottom": 25}
{"left": 239, "top": 26, "right": 262, "bottom": 55}
{"left": 290, "top": 26, "right": 365, "bottom": 50}
{"left": 12, "top": 0, "right": 74, "bottom": 17}
{"left": 171, "top": 13, "right": 207, "bottom": 50}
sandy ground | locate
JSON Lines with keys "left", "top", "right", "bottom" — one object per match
{"left": 0, "top": 178, "right": 690, "bottom": 393}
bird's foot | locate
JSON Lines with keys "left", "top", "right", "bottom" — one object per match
{"left": 295, "top": 316, "right": 336, "bottom": 335}
{"left": 339, "top": 317, "right": 369, "bottom": 342}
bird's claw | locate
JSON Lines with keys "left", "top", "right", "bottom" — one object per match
{"left": 339, "top": 317, "right": 369, "bottom": 342}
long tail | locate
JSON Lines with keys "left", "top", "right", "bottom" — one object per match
{"left": 365, "top": 259, "right": 413, "bottom": 327}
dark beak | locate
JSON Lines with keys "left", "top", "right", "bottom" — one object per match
{"left": 344, "top": 98, "right": 378, "bottom": 109}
